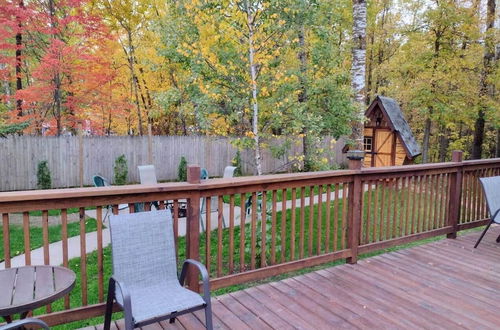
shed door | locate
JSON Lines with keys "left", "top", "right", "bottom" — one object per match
{"left": 374, "top": 129, "right": 394, "bottom": 167}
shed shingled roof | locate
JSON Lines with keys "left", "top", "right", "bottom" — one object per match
{"left": 366, "top": 96, "right": 421, "bottom": 158}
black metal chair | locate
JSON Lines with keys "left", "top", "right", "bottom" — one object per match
{"left": 474, "top": 176, "right": 500, "bottom": 248}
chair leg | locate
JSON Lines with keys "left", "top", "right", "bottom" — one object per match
{"left": 205, "top": 303, "right": 213, "bottom": 330}
{"left": 474, "top": 219, "right": 493, "bottom": 248}
{"left": 104, "top": 281, "right": 115, "bottom": 330}
{"left": 169, "top": 317, "right": 176, "bottom": 324}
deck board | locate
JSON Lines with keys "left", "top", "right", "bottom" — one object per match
{"left": 89, "top": 226, "right": 500, "bottom": 329}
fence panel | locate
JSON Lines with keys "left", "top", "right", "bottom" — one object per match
{"left": 0, "top": 135, "right": 346, "bottom": 191}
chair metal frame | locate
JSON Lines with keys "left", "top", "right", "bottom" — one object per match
{"left": 103, "top": 210, "right": 213, "bottom": 330}
{"left": 474, "top": 176, "right": 500, "bottom": 248}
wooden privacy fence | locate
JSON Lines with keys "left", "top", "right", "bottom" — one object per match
{"left": 0, "top": 151, "right": 499, "bottom": 326}
{"left": 0, "top": 135, "right": 346, "bottom": 191}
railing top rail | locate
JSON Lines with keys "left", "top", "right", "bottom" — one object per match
{"left": 1, "top": 157, "right": 499, "bottom": 206}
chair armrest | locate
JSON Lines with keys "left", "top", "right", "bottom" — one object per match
{"left": 492, "top": 208, "right": 500, "bottom": 223}
{"left": 110, "top": 276, "right": 132, "bottom": 314}
{"left": 0, "top": 318, "right": 49, "bottom": 330}
{"left": 179, "top": 259, "right": 211, "bottom": 303}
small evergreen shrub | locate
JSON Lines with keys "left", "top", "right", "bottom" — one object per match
{"left": 177, "top": 156, "right": 187, "bottom": 182}
{"left": 113, "top": 154, "right": 128, "bottom": 185}
{"left": 232, "top": 150, "right": 243, "bottom": 176}
{"left": 37, "top": 160, "right": 52, "bottom": 189}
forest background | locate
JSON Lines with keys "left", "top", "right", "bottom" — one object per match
{"left": 0, "top": 0, "right": 499, "bottom": 173}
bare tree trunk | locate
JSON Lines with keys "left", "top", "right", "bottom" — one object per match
{"left": 298, "top": 25, "right": 312, "bottom": 171}
{"left": 350, "top": 0, "right": 367, "bottom": 150}
{"left": 438, "top": 125, "right": 449, "bottom": 162}
{"left": 48, "top": 0, "right": 62, "bottom": 136}
{"left": 127, "top": 31, "right": 143, "bottom": 136}
{"left": 15, "top": 0, "right": 24, "bottom": 116}
{"left": 472, "top": 0, "right": 495, "bottom": 159}
{"left": 246, "top": 3, "right": 262, "bottom": 175}
{"left": 422, "top": 113, "right": 432, "bottom": 163}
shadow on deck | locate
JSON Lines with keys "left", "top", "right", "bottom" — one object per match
{"left": 84, "top": 226, "right": 500, "bottom": 329}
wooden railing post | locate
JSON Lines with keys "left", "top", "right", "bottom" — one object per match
{"left": 347, "top": 155, "right": 363, "bottom": 264}
{"left": 186, "top": 165, "right": 201, "bottom": 292}
{"left": 447, "top": 150, "right": 463, "bottom": 239}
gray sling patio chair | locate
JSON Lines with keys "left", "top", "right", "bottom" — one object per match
{"left": 104, "top": 210, "right": 213, "bottom": 330}
{"left": 474, "top": 176, "right": 500, "bottom": 248}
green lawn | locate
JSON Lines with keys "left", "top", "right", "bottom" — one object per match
{"left": 0, "top": 219, "right": 99, "bottom": 262}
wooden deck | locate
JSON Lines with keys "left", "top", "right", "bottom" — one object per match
{"left": 84, "top": 226, "right": 500, "bottom": 330}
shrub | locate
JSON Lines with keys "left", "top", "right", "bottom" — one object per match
{"left": 37, "top": 160, "right": 52, "bottom": 189}
{"left": 177, "top": 156, "right": 187, "bottom": 181}
{"left": 232, "top": 150, "right": 243, "bottom": 176}
{"left": 113, "top": 154, "right": 128, "bottom": 185}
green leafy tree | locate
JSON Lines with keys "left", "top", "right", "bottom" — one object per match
{"left": 113, "top": 155, "right": 128, "bottom": 185}
{"left": 37, "top": 160, "right": 52, "bottom": 189}
{"left": 177, "top": 156, "right": 187, "bottom": 181}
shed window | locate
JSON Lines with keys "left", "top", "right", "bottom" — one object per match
{"left": 364, "top": 137, "right": 373, "bottom": 151}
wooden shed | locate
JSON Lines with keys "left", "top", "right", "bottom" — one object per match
{"left": 363, "top": 96, "right": 421, "bottom": 167}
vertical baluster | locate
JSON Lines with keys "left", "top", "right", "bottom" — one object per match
{"left": 325, "top": 185, "right": 332, "bottom": 251}
{"left": 299, "top": 187, "right": 305, "bottom": 258}
{"left": 251, "top": 192, "right": 257, "bottom": 269}
{"left": 432, "top": 174, "right": 439, "bottom": 229}
{"left": 404, "top": 176, "right": 411, "bottom": 236}
{"left": 464, "top": 172, "right": 471, "bottom": 222}
{"left": 418, "top": 175, "right": 425, "bottom": 232}
{"left": 473, "top": 170, "right": 479, "bottom": 221}
{"left": 79, "top": 207, "right": 87, "bottom": 306}
{"left": 61, "top": 209, "right": 70, "bottom": 309}
{"left": 23, "top": 212, "right": 31, "bottom": 265}
{"left": 229, "top": 195, "right": 235, "bottom": 273}
{"left": 205, "top": 198, "right": 211, "bottom": 274}
{"left": 317, "top": 185, "right": 323, "bottom": 254}
{"left": 42, "top": 210, "right": 51, "bottom": 313}
{"left": 363, "top": 180, "right": 373, "bottom": 244}
{"left": 392, "top": 178, "right": 399, "bottom": 238}
{"left": 308, "top": 186, "right": 314, "bottom": 256}
{"left": 96, "top": 206, "right": 104, "bottom": 303}
{"left": 411, "top": 176, "right": 418, "bottom": 234}
{"left": 2, "top": 214, "right": 10, "bottom": 268}
{"left": 144, "top": 202, "right": 151, "bottom": 211}
{"left": 159, "top": 200, "right": 165, "bottom": 210}
{"left": 334, "top": 183, "right": 340, "bottom": 249}
{"left": 281, "top": 189, "right": 287, "bottom": 262}
{"left": 218, "top": 196, "right": 224, "bottom": 276}
{"left": 128, "top": 203, "right": 135, "bottom": 213}
{"left": 240, "top": 193, "right": 246, "bottom": 270}
{"left": 422, "top": 175, "right": 430, "bottom": 231}
{"left": 261, "top": 192, "right": 267, "bottom": 267}
{"left": 112, "top": 205, "right": 118, "bottom": 215}
{"left": 460, "top": 171, "right": 467, "bottom": 223}
{"left": 379, "top": 181, "right": 386, "bottom": 240}
{"left": 341, "top": 183, "right": 348, "bottom": 249}
{"left": 385, "top": 178, "right": 393, "bottom": 239}
{"left": 271, "top": 191, "right": 277, "bottom": 265}
{"left": 290, "top": 188, "right": 296, "bottom": 260}
{"left": 439, "top": 174, "right": 447, "bottom": 227}
{"left": 372, "top": 181, "right": 379, "bottom": 241}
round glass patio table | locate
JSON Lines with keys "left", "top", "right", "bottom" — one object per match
{"left": 0, "top": 265, "right": 75, "bottom": 323}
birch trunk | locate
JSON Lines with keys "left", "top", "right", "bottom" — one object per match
{"left": 246, "top": 3, "right": 262, "bottom": 175}
{"left": 472, "top": 0, "right": 496, "bottom": 159}
{"left": 127, "top": 31, "right": 144, "bottom": 136}
{"left": 350, "top": 0, "right": 367, "bottom": 150}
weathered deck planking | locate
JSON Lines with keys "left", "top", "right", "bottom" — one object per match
{"left": 83, "top": 226, "right": 500, "bottom": 329}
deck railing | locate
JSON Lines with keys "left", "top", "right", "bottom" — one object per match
{"left": 0, "top": 151, "right": 499, "bottom": 326}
